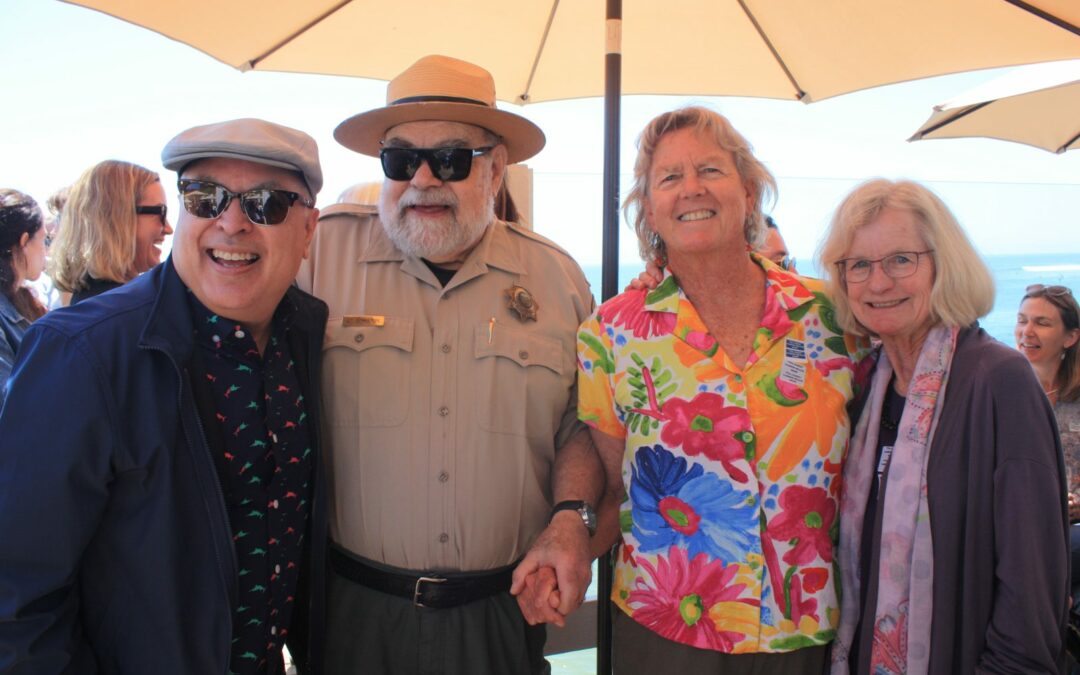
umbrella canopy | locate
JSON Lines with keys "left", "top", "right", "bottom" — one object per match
{"left": 62, "top": 0, "right": 1080, "bottom": 104}
{"left": 910, "top": 58, "right": 1080, "bottom": 153}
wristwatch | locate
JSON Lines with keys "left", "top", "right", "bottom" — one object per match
{"left": 550, "top": 500, "right": 597, "bottom": 537}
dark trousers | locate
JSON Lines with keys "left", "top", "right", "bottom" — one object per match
{"left": 612, "top": 604, "right": 828, "bottom": 674}
{"left": 324, "top": 564, "right": 549, "bottom": 675}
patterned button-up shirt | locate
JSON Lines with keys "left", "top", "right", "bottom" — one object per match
{"left": 577, "top": 258, "right": 870, "bottom": 654}
{"left": 190, "top": 296, "right": 313, "bottom": 674}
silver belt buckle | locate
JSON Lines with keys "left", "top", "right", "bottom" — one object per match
{"left": 413, "top": 575, "right": 447, "bottom": 608}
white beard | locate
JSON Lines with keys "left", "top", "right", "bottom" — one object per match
{"left": 379, "top": 184, "right": 493, "bottom": 261}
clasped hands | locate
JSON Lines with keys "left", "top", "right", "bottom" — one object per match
{"left": 509, "top": 510, "right": 593, "bottom": 627}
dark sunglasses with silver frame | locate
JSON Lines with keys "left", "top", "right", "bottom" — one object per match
{"left": 177, "top": 179, "right": 313, "bottom": 226}
{"left": 379, "top": 146, "right": 495, "bottom": 183}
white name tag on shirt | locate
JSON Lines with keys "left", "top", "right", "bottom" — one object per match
{"left": 780, "top": 338, "right": 807, "bottom": 387}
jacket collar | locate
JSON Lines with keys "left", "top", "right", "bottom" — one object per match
{"left": 0, "top": 291, "right": 25, "bottom": 325}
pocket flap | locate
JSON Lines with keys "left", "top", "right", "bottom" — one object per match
{"left": 326, "top": 316, "right": 414, "bottom": 354}
{"left": 474, "top": 322, "right": 563, "bottom": 374}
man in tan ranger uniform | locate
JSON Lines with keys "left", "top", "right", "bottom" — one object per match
{"left": 296, "top": 55, "right": 602, "bottom": 675}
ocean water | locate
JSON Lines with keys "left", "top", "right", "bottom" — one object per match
{"left": 579, "top": 253, "right": 1080, "bottom": 347}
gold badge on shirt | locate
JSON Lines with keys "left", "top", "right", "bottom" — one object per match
{"left": 342, "top": 314, "right": 385, "bottom": 327}
{"left": 505, "top": 285, "right": 538, "bottom": 322}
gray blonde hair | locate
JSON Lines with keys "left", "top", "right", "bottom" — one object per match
{"left": 51, "top": 160, "right": 160, "bottom": 293}
{"left": 623, "top": 106, "right": 776, "bottom": 264}
{"left": 816, "top": 178, "right": 994, "bottom": 337}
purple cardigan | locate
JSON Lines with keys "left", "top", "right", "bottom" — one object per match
{"left": 853, "top": 326, "right": 1069, "bottom": 674}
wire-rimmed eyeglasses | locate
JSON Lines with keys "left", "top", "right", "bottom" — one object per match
{"left": 835, "top": 250, "right": 933, "bottom": 284}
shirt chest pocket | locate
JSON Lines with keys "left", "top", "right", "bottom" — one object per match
{"left": 473, "top": 322, "right": 567, "bottom": 439}
{"left": 323, "top": 318, "right": 414, "bottom": 428}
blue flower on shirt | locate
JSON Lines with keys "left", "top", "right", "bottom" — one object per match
{"left": 630, "top": 445, "right": 760, "bottom": 565}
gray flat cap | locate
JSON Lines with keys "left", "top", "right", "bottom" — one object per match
{"left": 162, "top": 118, "right": 322, "bottom": 198}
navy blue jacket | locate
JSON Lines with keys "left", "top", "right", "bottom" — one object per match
{"left": 0, "top": 258, "right": 328, "bottom": 674}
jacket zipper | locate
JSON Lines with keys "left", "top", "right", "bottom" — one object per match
{"left": 143, "top": 342, "right": 237, "bottom": 675}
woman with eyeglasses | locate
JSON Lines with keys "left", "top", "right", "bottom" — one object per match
{"left": 821, "top": 179, "right": 1067, "bottom": 674}
{"left": 0, "top": 189, "right": 47, "bottom": 405}
{"left": 51, "top": 160, "right": 173, "bottom": 305}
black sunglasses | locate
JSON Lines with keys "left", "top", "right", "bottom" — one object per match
{"left": 178, "top": 179, "right": 313, "bottom": 226}
{"left": 380, "top": 146, "right": 494, "bottom": 182}
{"left": 135, "top": 204, "right": 168, "bottom": 227}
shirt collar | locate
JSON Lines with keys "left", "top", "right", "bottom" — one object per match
{"left": 643, "top": 253, "right": 816, "bottom": 314}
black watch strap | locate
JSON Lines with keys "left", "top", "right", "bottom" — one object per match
{"left": 550, "top": 500, "right": 597, "bottom": 536}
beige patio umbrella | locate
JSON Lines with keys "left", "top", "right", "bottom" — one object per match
{"left": 61, "top": 0, "right": 1080, "bottom": 105}
{"left": 910, "top": 58, "right": 1080, "bottom": 153}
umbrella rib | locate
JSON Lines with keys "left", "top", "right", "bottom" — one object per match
{"left": 1002, "top": 0, "right": 1080, "bottom": 36}
{"left": 1059, "top": 131, "right": 1080, "bottom": 154}
{"left": 735, "top": 0, "right": 807, "bottom": 101}
{"left": 517, "top": 0, "right": 561, "bottom": 103}
{"left": 907, "top": 101, "right": 993, "bottom": 140}
{"left": 246, "top": 0, "right": 355, "bottom": 70}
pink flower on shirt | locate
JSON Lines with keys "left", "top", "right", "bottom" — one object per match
{"left": 659, "top": 393, "right": 754, "bottom": 482}
{"left": 630, "top": 546, "right": 756, "bottom": 652}
{"left": 603, "top": 290, "right": 676, "bottom": 339}
{"left": 760, "top": 284, "right": 794, "bottom": 336}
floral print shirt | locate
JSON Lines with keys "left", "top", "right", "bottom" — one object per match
{"left": 578, "top": 258, "right": 870, "bottom": 654}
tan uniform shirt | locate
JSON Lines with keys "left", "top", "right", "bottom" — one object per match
{"left": 297, "top": 206, "right": 594, "bottom": 571}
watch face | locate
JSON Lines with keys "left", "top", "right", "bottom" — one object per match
{"left": 579, "top": 504, "right": 597, "bottom": 534}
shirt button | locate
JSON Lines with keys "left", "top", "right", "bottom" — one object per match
{"left": 441, "top": 343, "right": 451, "bottom": 353}
{"left": 272, "top": 433, "right": 279, "bottom": 443}
{"left": 234, "top": 329, "right": 245, "bottom": 339}
{"left": 275, "top": 564, "right": 281, "bottom": 574}
{"left": 438, "top": 471, "right": 449, "bottom": 483}
{"left": 354, "top": 334, "right": 365, "bottom": 344}
{"left": 438, "top": 406, "right": 449, "bottom": 417}
{"left": 519, "top": 350, "right": 529, "bottom": 360}
{"left": 211, "top": 334, "right": 221, "bottom": 344}
{"left": 271, "top": 626, "right": 277, "bottom": 636}
{"left": 438, "top": 533, "right": 449, "bottom": 543}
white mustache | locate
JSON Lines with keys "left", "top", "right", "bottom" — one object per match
{"left": 397, "top": 187, "right": 458, "bottom": 211}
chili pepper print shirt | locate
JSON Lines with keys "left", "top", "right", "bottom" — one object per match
{"left": 577, "top": 257, "right": 870, "bottom": 654}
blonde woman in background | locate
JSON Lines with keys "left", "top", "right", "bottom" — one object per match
{"left": 51, "top": 160, "right": 172, "bottom": 304}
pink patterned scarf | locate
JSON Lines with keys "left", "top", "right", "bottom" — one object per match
{"left": 832, "top": 325, "right": 959, "bottom": 675}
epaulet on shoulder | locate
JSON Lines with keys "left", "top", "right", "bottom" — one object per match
{"left": 501, "top": 220, "right": 576, "bottom": 261}
{"left": 317, "top": 203, "right": 378, "bottom": 221}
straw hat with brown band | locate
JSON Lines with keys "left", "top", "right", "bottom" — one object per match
{"left": 334, "top": 55, "right": 546, "bottom": 165}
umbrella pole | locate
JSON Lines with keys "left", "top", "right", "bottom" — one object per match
{"left": 598, "top": 1, "right": 621, "bottom": 674}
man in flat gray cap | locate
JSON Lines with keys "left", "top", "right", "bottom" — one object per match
{"left": 0, "top": 118, "right": 328, "bottom": 675}
{"left": 298, "top": 54, "right": 603, "bottom": 675}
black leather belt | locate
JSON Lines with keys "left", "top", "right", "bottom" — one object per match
{"left": 329, "top": 543, "right": 515, "bottom": 609}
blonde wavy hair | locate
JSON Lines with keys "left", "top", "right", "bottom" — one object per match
{"left": 816, "top": 178, "right": 994, "bottom": 337}
{"left": 623, "top": 106, "right": 777, "bottom": 264}
{"left": 51, "top": 160, "right": 159, "bottom": 293}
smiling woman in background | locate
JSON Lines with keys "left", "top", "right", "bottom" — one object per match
{"left": 51, "top": 160, "right": 173, "bottom": 304}
{"left": 823, "top": 178, "right": 1068, "bottom": 674}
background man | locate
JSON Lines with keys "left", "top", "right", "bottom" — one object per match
{"left": 298, "top": 55, "right": 600, "bottom": 674}
{"left": 759, "top": 215, "right": 796, "bottom": 271}
{"left": 0, "top": 119, "right": 328, "bottom": 674}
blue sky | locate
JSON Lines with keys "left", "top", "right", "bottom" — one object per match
{"left": 3, "top": 0, "right": 1079, "bottom": 265}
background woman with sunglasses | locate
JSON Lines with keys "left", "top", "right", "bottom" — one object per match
{"left": 51, "top": 160, "right": 172, "bottom": 304}
{"left": 822, "top": 179, "right": 1067, "bottom": 674}
{"left": 0, "top": 189, "right": 47, "bottom": 405}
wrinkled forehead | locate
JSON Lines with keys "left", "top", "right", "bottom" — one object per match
{"left": 382, "top": 120, "right": 496, "bottom": 148}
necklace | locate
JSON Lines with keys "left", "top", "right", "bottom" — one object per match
{"left": 1046, "top": 387, "right": 1059, "bottom": 398}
